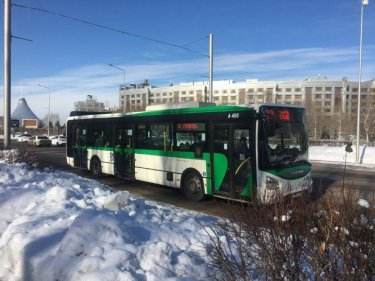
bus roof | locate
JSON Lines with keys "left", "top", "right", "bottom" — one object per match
{"left": 67, "top": 103, "right": 305, "bottom": 121}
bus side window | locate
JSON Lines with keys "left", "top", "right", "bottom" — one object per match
{"left": 176, "top": 132, "right": 193, "bottom": 151}
{"left": 78, "top": 128, "right": 87, "bottom": 146}
{"left": 175, "top": 123, "right": 207, "bottom": 152}
{"left": 88, "top": 129, "right": 104, "bottom": 147}
{"left": 95, "top": 133, "right": 104, "bottom": 147}
{"left": 136, "top": 123, "right": 150, "bottom": 148}
{"left": 149, "top": 123, "right": 172, "bottom": 151}
{"left": 234, "top": 129, "right": 250, "bottom": 160}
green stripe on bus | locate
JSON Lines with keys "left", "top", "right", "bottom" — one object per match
{"left": 130, "top": 105, "right": 250, "bottom": 117}
{"left": 266, "top": 164, "right": 312, "bottom": 179}
{"left": 212, "top": 153, "right": 227, "bottom": 191}
{"left": 240, "top": 173, "right": 253, "bottom": 197}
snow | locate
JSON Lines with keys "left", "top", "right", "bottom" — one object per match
{"left": 309, "top": 144, "right": 375, "bottom": 167}
{"left": 0, "top": 145, "right": 373, "bottom": 281}
{"left": 0, "top": 162, "right": 215, "bottom": 281}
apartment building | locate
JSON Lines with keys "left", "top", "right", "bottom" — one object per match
{"left": 74, "top": 95, "right": 107, "bottom": 112}
{"left": 119, "top": 76, "right": 375, "bottom": 116}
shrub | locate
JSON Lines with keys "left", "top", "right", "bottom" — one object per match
{"left": 306, "top": 185, "right": 374, "bottom": 281}
{"left": 0, "top": 148, "right": 40, "bottom": 168}
{"left": 204, "top": 189, "right": 374, "bottom": 281}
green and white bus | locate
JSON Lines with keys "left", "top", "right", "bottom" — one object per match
{"left": 66, "top": 102, "right": 312, "bottom": 202}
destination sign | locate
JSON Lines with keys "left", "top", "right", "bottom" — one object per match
{"left": 177, "top": 123, "right": 206, "bottom": 131}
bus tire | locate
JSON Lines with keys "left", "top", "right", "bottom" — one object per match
{"left": 183, "top": 172, "right": 204, "bottom": 201}
{"left": 90, "top": 157, "right": 102, "bottom": 177}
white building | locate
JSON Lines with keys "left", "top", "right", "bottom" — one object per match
{"left": 74, "top": 95, "right": 107, "bottom": 112}
{"left": 119, "top": 76, "right": 375, "bottom": 116}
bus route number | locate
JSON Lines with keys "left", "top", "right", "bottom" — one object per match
{"left": 228, "top": 113, "right": 240, "bottom": 119}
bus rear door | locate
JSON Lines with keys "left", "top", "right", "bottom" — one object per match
{"left": 114, "top": 125, "right": 135, "bottom": 179}
{"left": 73, "top": 126, "right": 88, "bottom": 169}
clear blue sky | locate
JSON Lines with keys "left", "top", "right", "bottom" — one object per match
{"left": 1, "top": 0, "right": 375, "bottom": 123}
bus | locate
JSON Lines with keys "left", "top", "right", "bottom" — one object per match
{"left": 66, "top": 102, "right": 312, "bottom": 203}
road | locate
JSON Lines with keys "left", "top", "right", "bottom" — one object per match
{"left": 8, "top": 143, "right": 375, "bottom": 215}
{"left": 311, "top": 162, "right": 375, "bottom": 202}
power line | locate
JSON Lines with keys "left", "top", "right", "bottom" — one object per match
{"left": 181, "top": 35, "right": 209, "bottom": 47}
{"left": 12, "top": 3, "right": 209, "bottom": 58}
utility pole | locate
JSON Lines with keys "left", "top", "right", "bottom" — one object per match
{"left": 3, "top": 0, "right": 11, "bottom": 149}
{"left": 38, "top": 84, "right": 51, "bottom": 137}
{"left": 209, "top": 33, "right": 213, "bottom": 103}
{"left": 356, "top": 0, "right": 368, "bottom": 164}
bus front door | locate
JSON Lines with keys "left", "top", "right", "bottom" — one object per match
{"left": 212, "top": 125, "right": 252, "bottom": 198}
{"left": 114, "top": 127, "right": 135, "bottom": 179}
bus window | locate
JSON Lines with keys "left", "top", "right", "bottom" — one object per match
{"left": 150, "top": 123, "right": 172, "bottom": 150}
{"left": 85, "top": 122, "right": 112, "bottom": 148}
{"left": 136, "top": 123, "right": 149, "bottom": 148}
{"left": 214, "top": 127, "right": 229, "bottom": 152}
{"left": 137, "top": 123, "right": 172, "bottom": 150}
{"left": 175, "top": 122, "right": 207, "bottom": 152}
{"left": 234, "top": 130, "right": 250, "bottom": 160}
{"left": 176, "top": 132, "right": 194, "bottom": 150}
{"left": 78, "top": 128, "right": 87, "bottom": 146}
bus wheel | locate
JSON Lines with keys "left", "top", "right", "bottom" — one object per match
{"left": 183, "top": 172, "right": 204, "bottom": 201}
{"left": 90, "top": 157, "right": 102, "bottom": 177}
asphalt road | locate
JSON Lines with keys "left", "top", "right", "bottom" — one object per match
{"left": 7, "top": 142, "right": 375, "bottom": 215}
{"left": 311, "top": 161, "right": 375, "bottom": 202}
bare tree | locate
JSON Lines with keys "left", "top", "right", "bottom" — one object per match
{"left": 361, "top": 92, "right": 375, "bottom": 143}
{"left": 305, "top": 95, "right": 318, "bottom": 140}
{"left": 42, "top": 112, "right": 60, "bottom": 128}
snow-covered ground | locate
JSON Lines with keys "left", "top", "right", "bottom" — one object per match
{"left": 309, "top": 145, "right": 375, "bottom": 168}
{"left": 0, "top": 162, "right": 216, "bottom": 281}
{"left": 0, "top": 146, "right": 373, "bottom": 281}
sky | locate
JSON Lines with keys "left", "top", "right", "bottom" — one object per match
{"left": 0, "top": 0, "right": 375, "bottom": 123}
{"left": 0, "top": 145, "right": 373, "bottom": 281}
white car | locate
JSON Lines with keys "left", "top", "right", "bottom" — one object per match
{"left": 29, "top": 135, "right": 52, "bottom": 147}
{"left": 50, "top": 135, "right": 67, "bottom": 146}
{"left": 17, "top": 133, "right": 33, "bottom": 143}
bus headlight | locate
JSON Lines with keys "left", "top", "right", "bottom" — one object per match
{"left": 266, "top": 176, "right": 280, "bottom": 190}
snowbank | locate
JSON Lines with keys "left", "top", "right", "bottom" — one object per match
{"left": 0, "top": 162, "right": 216, "bottom": 281}
{"left": 309, "top": 145, "right": 375, "bottom": 167}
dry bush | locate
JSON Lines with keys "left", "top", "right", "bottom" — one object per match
{"left": 204, "top": 188, "right": 374, "bottom": 281}
{"left": 204, "top": 194, "right": 315, "bottom": 281}
{"left": 0, "top": 148, "right": 40, "bottom": 168}
{"left": 306, "top": 184, "right": 374, "bottom": 281}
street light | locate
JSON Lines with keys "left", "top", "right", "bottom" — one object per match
{"left": 109, "top": 63, "right": 125, "bottom": 90}
{"left": 38, "top": 84, "right": 51, "bottom": 137}
{"left": 356, "top": 0, "right": 368, "bottom": 164}
{"left": 109, "top": 63, "right": 126, "bottom": 112}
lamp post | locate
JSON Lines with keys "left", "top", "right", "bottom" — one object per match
{"left": 38, "top": 84, "right": 50, "bottom": 137}
{"left": 109, "top": 63, "right": 126, "bottom": 112}
{"left": 109, "top": 63, "right": 125, "bottom": 89}
{"left": 356, "top": 0, "right": 368, "bottom": 164}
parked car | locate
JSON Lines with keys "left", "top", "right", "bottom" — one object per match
{"left": 50, "top": 135, "right": 67, "bottom": 146}
{"left": 29, "top": 135, "right": 52, "bottom": 147}
{"left": 17, "top": 133, "right": 33, "bottom": 143}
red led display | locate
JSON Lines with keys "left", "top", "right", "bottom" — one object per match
{"left": 177, "top": 123, "right": 198, "bottom": 129}
{"left": 279, "top": 109, "right": 290, "bottom": 121}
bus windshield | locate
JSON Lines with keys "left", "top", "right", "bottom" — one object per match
{"left": 258, "top": 105, "right": 309, "bottom": 170}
